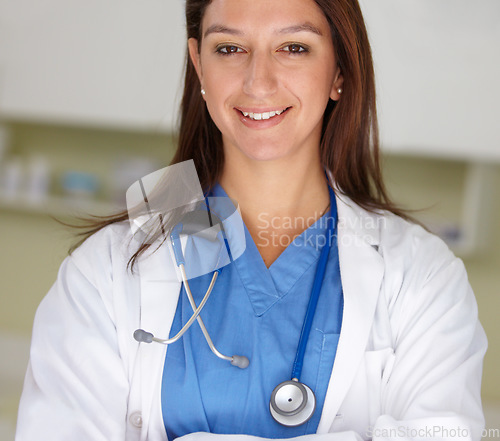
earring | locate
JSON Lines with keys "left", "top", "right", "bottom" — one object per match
{"left": 337, "top": 88, "right": 343, "bottom": 95}
{"left": 201, "top": 89, "right": 206, "bottom": 96}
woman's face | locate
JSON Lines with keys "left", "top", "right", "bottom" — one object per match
{"left": 188, "top": 0, "right": 343, "bottom": 163}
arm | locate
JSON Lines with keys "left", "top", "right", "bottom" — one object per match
{"left": 16, "top": 229, "right": 133, "bottom": 441}
{"left": 176, "top": 434, "right": 363, "bottom": 441}
{"left": 371, "top": 243, "right": 487, "bottom": 441}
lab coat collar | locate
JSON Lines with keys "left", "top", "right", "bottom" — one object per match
{"left": 316, "top": 188, "right": 385, "bottom": 432}
{"left": 137, "top": 244, "right": 181, "bottom": 440}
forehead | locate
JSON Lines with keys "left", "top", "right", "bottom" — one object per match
{"left": 201, "top": 0, "right": 330, "bottom": 37}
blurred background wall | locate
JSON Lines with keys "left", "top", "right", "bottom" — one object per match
{"left": 0, "top": 0, "right": 499, "bottom": 439}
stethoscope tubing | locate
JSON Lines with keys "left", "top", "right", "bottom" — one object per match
{"left": 171, "top": 205, "right": 249, "bottom": 368}
{"left": 291, "top": 210, "right": 334, "bottom": 380}
{"left": 136, "top": 269, "right": 219, "bottom": 345}
{"left": 270, "top": 184, "right": 337, "bottom": 426}
{"left": 180, "top": 264, "right": 233, "bottom": 363}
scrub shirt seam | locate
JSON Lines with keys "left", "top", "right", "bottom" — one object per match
{"left": 302, "top": 330, "right": 336, "bottom": 434}
{"left": 234, "top": 233, "right": 334, "bottom": 317}
{"left": 231, "top": 261, "right": 275, "bottom": 317}
{"left": 234, "top": 209, "right": 331, "bottom": 316}
{"left": 273, "top": 246, "right": 338, "bottom": 313}
{"left": 317, "top": 332, "right": 329, "bottom": 385}
{"left": 273, "top": 209, "right": 336, "bottom": 301}
{"left": 252, "top": 255, "right": 322, "bottom": 317}
{"left": 276, "top": 255, "right": 321, "bottom": 300}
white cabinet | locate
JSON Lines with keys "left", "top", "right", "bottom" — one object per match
{"left": 0, "top": 0, "right": 186, "bottom": 131}
{"left": 360, "top": 0, "right": 500, "bottom": 162}
{"left": 1, "top": 0, "right": 499, "bottom": 160}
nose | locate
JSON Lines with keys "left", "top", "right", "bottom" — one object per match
{"left": 242, "top": 51, "right": 278, "bottom": 99}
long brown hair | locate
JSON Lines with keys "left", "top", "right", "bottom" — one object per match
{"left": 72, "top": 0, "right": 409, "bottom": 268}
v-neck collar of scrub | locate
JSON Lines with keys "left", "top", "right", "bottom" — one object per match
{"left": 210, "top": 183, "right": 331, "bottom": 317}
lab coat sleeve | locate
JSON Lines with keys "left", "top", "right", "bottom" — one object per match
{"left": 370, "top": 232, "right": 487, "bottom": 441}
{"left": 16, "top": 229, "right": 131, "bottom": 441}
{"left": 175, "top": 433, "right": 363, "bottom": 441}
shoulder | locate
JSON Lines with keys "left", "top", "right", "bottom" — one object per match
{"left": 336, "top": 194, "right": 483, "bottom": 345}
{"left": 337, "top": 192, "right": 446, "bottom": 248}
{"left": 72, "top": 221, "right": 133, "bottom": 257}
{"left": 335, "top": 193, "right": 466, "bottom": 297}
{"left": 36, "top": 222, "right": 143, "bottom": 337}
{"left": 68, "top": 221, "right": 137, "bottom": 289}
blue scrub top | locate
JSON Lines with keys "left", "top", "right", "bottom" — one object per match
{"left": 161, "top": 183, "right": 343, "bottom": 439}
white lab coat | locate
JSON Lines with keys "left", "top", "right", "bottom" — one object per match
{"left": 16, "top": 192, "right": 487, "bottom": 441}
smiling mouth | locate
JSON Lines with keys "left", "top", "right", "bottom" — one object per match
{"left": 237, "top": 107, "right": 291, "bottom": 121}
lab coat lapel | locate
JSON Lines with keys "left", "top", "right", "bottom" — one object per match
{"left": 317, "top": 193, "right": 385, "bottom": 433}
{"left": 137, "top": 243, "right": 182, "bottom": 440}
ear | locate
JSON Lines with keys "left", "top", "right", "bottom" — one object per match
{"left": 330, "top": 66, "right": 344, "bottom": 101}
{"left": 188, "top": 38, "right": 203, "bottom": 85}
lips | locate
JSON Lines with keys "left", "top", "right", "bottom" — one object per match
{"left": 236, "top": 107, "right": 291, "bottom": 121}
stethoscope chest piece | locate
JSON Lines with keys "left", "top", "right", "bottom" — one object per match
{"left": 269, "top": 380, "right": 316, "bottom": 427}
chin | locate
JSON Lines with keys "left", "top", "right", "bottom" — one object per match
{"left": 237, "top": 144, "right": 294, "bottom": 163}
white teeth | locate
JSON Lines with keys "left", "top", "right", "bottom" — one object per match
{"left": 242, "top": 108, "right": 287, "bottom": 121}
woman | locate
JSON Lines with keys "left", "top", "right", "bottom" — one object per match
{"left": 16, "top": 0, "right": 487, "bottom": 440}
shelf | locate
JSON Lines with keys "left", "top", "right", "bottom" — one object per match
{"left": 414, "top": 163, "right": 497, "bottom": 257}
{"left": 0, "top": 194, "right": 122, "bottom": 218}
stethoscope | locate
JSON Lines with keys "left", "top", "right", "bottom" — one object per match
{"left": 133, "top": 200, "right": 250, "bottom": 370}
{"left": 134, "top": 185, "right": 337, "bottom": 427}
{"left": 270, "top": 190, "right": 336, "bottom": 426}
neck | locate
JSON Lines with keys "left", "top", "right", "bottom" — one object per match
{"left": 219, "top": 153, "right": 330, "bottom": 224}
{"left": 219, "top": 148, "right": 331, "bottom": 267}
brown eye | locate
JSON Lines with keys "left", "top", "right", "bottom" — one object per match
{"left": 280, "top": 44, "right": 308, "bottom": 54}
{"left": 218, "top": 45, "right": 243, "bottom": 55}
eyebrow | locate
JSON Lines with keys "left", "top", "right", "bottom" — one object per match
{"left": 203, "top": 22, "right": 323, "bottom": 39}
{"left": 277, "top": 23, "right": 323, "bottom": 36}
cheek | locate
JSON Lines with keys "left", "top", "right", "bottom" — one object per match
{"left": 202, "top": 73, "right": 230, "bottom": 116}
{"left": 293, "top": 70, "right": 334, "bottom": 111}
{"left": 203, "top": 66, "right": 240, "bottom": 108}
{"left": 314, "top": 64, "right": 336, "bottom": 98}
{"left": 290, "top": 56, "right": 336, "bottom": 98}
{"left": 203, "top": 84, "right": 238, "bottom": 136}
{"left": 201, "top": 53, "right": 242, "bottom": 86}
